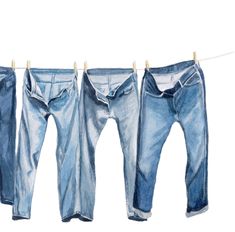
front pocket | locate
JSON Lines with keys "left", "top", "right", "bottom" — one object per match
{"left": 123, "top": 85, "right": 134, "bottom": 95}
{"left": 119, "top": 85, "right": 134, "bottom": 97}
{"left": 184, "top": 72, "right": 202, "bottom": 86}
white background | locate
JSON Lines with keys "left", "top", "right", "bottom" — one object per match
{"left": 0, "top": 0, "right": 235, "bottom": 231}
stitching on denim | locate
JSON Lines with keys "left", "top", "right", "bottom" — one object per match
{"left": 178, "top": 79, "right": 183, "bottom": 88}
{"left": 145, "top": 91, "right": 164, "bottom": 98}
{"left": 201, "top": 78, "right": 208, "bottom": 202}
{"left": 183, "top": 71, "right": 201, "bottom": 87}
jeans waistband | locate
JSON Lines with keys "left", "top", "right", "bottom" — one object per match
{"left": 148, "top": 60, "right": 196, "bottom": 74}
{"left": 87, "top": 68, "right": 134, "bottom": 76}
{"left": 144, "top": 60, "right": 200, "bottom": 97}
{"left": 28, "top": 68, "right": 77, "bottom": 82}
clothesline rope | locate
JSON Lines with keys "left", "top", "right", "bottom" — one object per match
{"left": 4, "top": 51, "right": 235, "bottom": 70}
{"left": 198, "top": 51, "right": 235, "bottom": 61}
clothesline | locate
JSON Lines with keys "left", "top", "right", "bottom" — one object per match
{"left": 5, "top": 51, "right": 235, "bottom": 70}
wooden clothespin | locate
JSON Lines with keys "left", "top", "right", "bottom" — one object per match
{"left": 74, "top": 61, "right": 78, "bottom": 73}
{"left": 132, "top": 61, "right": 137, "bottom": 73}
{"left": 193, "top": 51, "right": 197, "bottom": 61}
{"left": 145, "top": 60, "right": 150, "bottom": 70}
{"left": 26, "top": 60, "right": 31, "bottom": 69}
{"left": 84, "top": 61, "right": 88, "bottom": 73}
{"left": 11, "top": 60, "right": 16, "bottom": 70}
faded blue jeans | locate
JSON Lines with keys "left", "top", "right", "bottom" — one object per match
{"left": 13, "top": 68, "right": 80, "bottom": 221}
{"left": 0, "top": 67, "right": 16, "bottom": 205}
{"left": 78, "top": 68, "right": 141, "bottom": 221}
{"left": 134, "top": 60, "right": 208, "bottom": 219}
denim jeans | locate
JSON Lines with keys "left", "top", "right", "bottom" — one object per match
{"left": 0, "top": 67, "right": 16, "bottom": 205}
{"left": 78, "top": 68, "right": 141, "bottom": 221}
{"left": 134, "top": 60, "right": 208, "bottom": 219}
{"left": 13, "top": 68, "right": 80, "bottom": 221}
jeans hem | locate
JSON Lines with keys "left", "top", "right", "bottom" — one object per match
{"left": 128, "top": 215, "right": 147, "bottom": 221}
{"left": 62, "top": 211, "right": 81, "bottom": 222}
{"left": 1, "top": 199, "right": 14, "bottom": 205}
{"left": 133, "top": 208, "right": 152, "bottom": 220}
{"left": 12, "top": 214, "right": 30, "bottom": 220}
{"left": 77, "top": 213, "right": 93, "bottom": 222}
{"left": 186, "top": 205, "right": 208, "bottom": 217}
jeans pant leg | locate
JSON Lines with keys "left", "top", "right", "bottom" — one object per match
{"left": 78, "top": 77, "right": 108, "bottom": 221}
{"left": 134, "top": 61, "right": 209, "bottom": 219}
{"left": 133, "top": 75, "right": 175, "bottom": 219}
{"left": 113, "top": 78, "right": 141, "bottom": 220}
{"left": 0, "top": 68, "right": 16, "bottom": 205}
{"left": 176, "top": 67, "right": 208, "bottom": 216}
{"left": 13, "top": 69, "right": 80, "bottom": 221}
{"left": 13, "top": 77, "right": 48, "bottom": 219}
{"left": 50, "top": 78, "right": 80, "bottom": 222}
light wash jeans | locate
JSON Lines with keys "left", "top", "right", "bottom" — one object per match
{"left": 134, "top": 60, "right": 208, "bottom": 219}
{"left": 0, "top": 67, "right": 16, "bottom": 205}
{"left": 78, "top": 68, "right": 142, "bottom": 221}
{"left": 13, "top": 68, "right": 80, "bottom": 221}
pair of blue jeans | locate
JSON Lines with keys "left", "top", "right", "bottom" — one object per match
{"left": 134, "top": 60, "right": 208, "bottom": 219}
{"left": 0, "top": 67, "right": 16, "bottom": 205}
{"left": 78, "top": 68, "right": 141, "bottom": 221}
{"left": 13, "top": 68, "right": 80, "bottom": 221}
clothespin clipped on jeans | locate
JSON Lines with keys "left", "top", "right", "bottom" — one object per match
{"left": 193, "top": 51, "right": 199, "bottom": 64}
{"left": 26, "top": 60, "right": 31, "bottom": 69}
{"left": 145, "top": 60, "right": 150, "bottom": 71}
{"left": 84, "top": 61, "right": 88, "bottom": 73}
{"left": 74, "top": 61, "right": 78, "bottom": 74}
{"left": 133, "top": 61, "right": 137, "bottom": 73}
{"left": 11, "top": 60, "right": 15, "bottom": 70}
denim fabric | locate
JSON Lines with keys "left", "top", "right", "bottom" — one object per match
{"left": 0, "top": 67, "right": 16, "bottom": 205}
{"left": 134, "top": 60, "right": 208, "bottom": 219}
{"left": 13, "top": 68, "right": 80, "bottom": 221}
{"left": 78, "top": 68, "right": 142, "bottom": 221}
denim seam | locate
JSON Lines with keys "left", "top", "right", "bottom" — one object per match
{"left": 144, "top": 90, "right": 164, "bottom": 98}
{"left": 172, "top": 96, "right": 179, "bottom": 120}
{"left": 119, "top": 138, "right": 130, "bottom": 213}
{"left": 201, "top": 81, "right": 208, "bottom": 202}
{"left": 35, "top": 80, "right": 73, "bottom": 83}
{"left": 183, "top": 71, "right": 201, "bottom": 87}
{"left": 184, "top": 71, "right": 208, "bottom": 202}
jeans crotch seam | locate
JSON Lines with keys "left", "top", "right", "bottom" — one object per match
{"left": 43, "top": 111, "right": 51, "bottom": 120}
{"left": 171, "top": 95, "right": 179, "bottom": 121}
